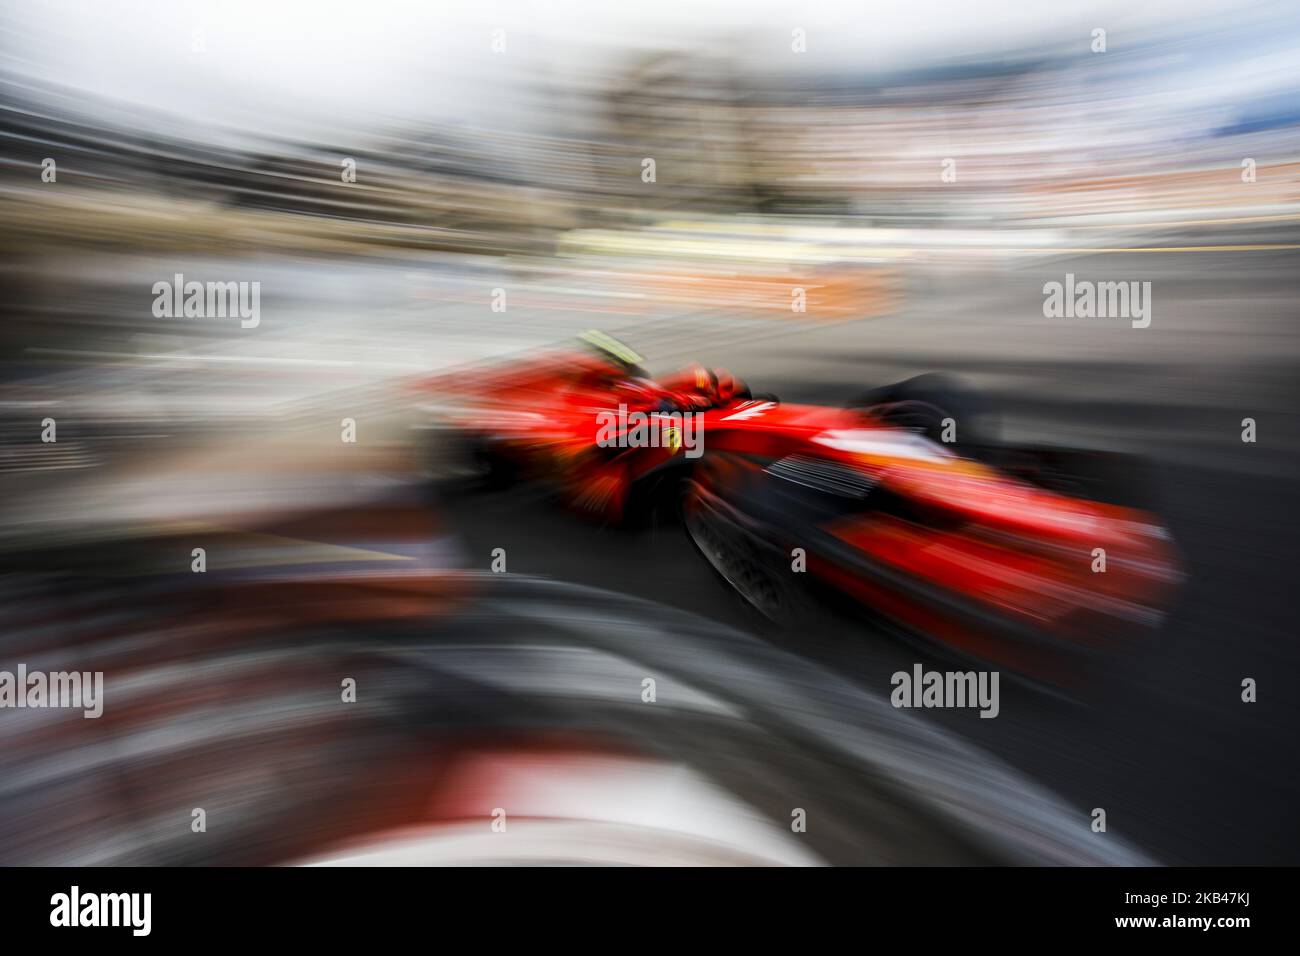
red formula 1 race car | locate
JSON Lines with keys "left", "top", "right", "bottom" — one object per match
{"left": 416, "top": 331, "right": 1182, "bottom": 679}
{"left": 416, "top": 330, "right": 754, "bottom": 524}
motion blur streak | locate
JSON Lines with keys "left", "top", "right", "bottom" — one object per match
{"left": 0, "top": 1, "right": 1297, "bottom": 865}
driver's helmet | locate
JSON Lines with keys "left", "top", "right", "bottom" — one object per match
{"left": 713, "top": 369, "right": 743, "bottom": 404}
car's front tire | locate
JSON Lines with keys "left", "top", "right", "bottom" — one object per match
{"left": 850, "top": 373, "right": 995, "bottom": 451}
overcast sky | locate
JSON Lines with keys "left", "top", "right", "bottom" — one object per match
{"left": 11, "top": 0, "right": 1290, "bottom": 142}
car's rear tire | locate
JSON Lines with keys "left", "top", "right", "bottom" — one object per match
{"left": 423, "top": 428, "right": 515, "bottom": 495}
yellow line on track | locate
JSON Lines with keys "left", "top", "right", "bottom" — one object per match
{"left": 1008, "top": 244, "right": 1300, "bottom": 253}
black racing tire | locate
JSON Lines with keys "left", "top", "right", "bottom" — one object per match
{"left": 681, "top": 480, "right": 820, "bottom": 628}
{"left": 621, "top": 460, "right": 694, "bottom": 529}
{"left": 850, "top": 373, "right": 995, "bottom": 451}
{"left": 423, "top": 428, "right": 516, "bottom": 495}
